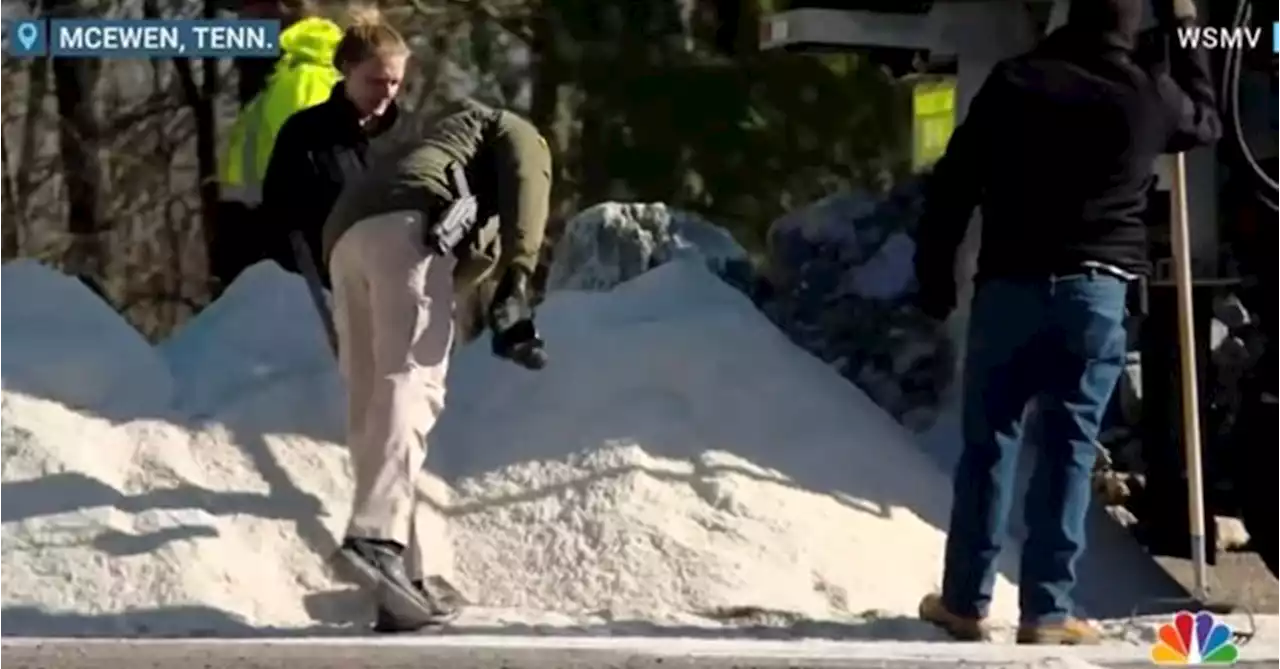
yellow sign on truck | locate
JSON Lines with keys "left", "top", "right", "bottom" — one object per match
{"left": 911, "top": 77, "right": 957, "bottom": 173}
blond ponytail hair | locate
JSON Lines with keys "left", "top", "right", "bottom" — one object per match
{"left": 333, "top": 3, "right": 409, "bottom": 70}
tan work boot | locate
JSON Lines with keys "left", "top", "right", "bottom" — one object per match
{"left": 918, "top": 593, "right": 991, "bottom": 641}
{"left": 1016, "top": 617, "right": 1102, "bottom": 645}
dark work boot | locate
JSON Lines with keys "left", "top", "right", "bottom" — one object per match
{"left": 372, "top": 575, "right": 468, "bottom": 633}
{"left": 339, "top": 537, "right": 445, "bottom": 630}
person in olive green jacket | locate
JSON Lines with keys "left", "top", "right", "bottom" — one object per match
{"left": 321, "top": 99, "right": 551, "bottom": 633}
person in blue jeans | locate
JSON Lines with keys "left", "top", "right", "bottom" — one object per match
{"left": 910, "top": 0, "right": 1220, "bottom": 645}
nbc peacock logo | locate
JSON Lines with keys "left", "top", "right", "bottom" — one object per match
{"left": 1150, "top": 610, "right": 1240, "bottom": 665}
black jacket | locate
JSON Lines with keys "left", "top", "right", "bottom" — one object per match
{"left": 913, "top": 9, "right": 1221, "bottom": 312}
{"left": 260, "top": 82, "right": 402, "bottom": 286}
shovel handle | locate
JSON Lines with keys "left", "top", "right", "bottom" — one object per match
{"left": 1168, "top": 152, "right": 1210, "bottom": 601}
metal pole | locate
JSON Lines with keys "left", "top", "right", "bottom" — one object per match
{"left": 1168, "top": 151, "right": 1210, "bottom": 601}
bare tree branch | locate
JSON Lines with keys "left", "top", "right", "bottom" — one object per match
{"left": 107, "top": 94, "right": 185, "bottom": 135}
{"left": 405, "top": 0, "right": 534, "bottom": 43}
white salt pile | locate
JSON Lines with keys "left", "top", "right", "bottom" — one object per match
{"left": 6, "top": 258, "right": 1231, "bottom": 644}
{"left": 158, "top": 262, "right": 342, "bottom": 419}
{"left": 0, "top": 391, "right": 355, "bottom": 636}
{"left": 0, "top": 260, "right": 174, "bottom": 419}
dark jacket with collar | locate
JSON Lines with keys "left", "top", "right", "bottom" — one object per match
{"left": 912, "top": 0, "right": 1221, "bottom": 315}
{"left": 260, "top": 82, "right": 404, "bottom": 286}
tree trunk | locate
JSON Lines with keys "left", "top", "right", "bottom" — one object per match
{"left": 49, "top": 0, "right": 109, "bottom": 281}
{"left": 236, "top": 59, "right": 275, "bottom": 106}
{"left": 173, "top": 0, "right": 221, "bottom": 290}
{"left": 4, "top": 56, "right": 51, "bottom": 258}
{"left": 2, "top": 134, "right": 18, "bottom": 258}
{"left": 529, "top": 1, "right": 570, "bottom": 217}
{"left": 235, "top": 6, "right": 303, "bottom": 106}
{"left": 149, "top": 62, "right": 179, "bottom": 334}
{"left": 198, "top": 47, "right": 220, "bottom": 284}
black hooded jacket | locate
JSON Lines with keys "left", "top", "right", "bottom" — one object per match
{"left": 260, "top": 82, "right": 403, "bottom": 286}
{"left": 913, "top": 0, "right": 1221, "bottom": 307}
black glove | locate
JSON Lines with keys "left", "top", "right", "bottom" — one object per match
{"left": 488, "top": 267, "right": 548, "bottom": 370}
{"left": 492, "top": 319, "right": 548, "bottom": 370}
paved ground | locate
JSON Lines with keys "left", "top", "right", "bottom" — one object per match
{"left": 5, "top": 539, "right": 1273, "bottom": 669}
{"left": 1154, "top": 551, "right": 1279, "bottom": 615}
{"left": 5, "top": 636, "right": 1279, "bottom": 669}
{"left": 7, "top": 520, "right": 1274, "bottom": 669}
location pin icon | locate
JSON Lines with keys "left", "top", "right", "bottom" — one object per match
{"left": 16, "top": 22, "right": 38, "bottom": 50}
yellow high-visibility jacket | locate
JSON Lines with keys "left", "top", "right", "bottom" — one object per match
{"left": 218, "top": 16, "right": 343, "bottom": 206}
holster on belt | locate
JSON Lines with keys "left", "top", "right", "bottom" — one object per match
{"left": 424, "top": 162, "right": 479, "bottom": 256}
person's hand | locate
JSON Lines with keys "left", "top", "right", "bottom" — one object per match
{"left": 1171, "top": 0, "right": 1196, "bottom": 21}
{"left": 488, "top": 266, "right": 548, "bottom": 370}
{"left": 492, "top": 319, "right": 548, "bottom": 370}
{"left": 1153, "top": 0, "right": 1196, "bottom": 24}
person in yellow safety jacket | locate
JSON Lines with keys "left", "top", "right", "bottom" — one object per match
{"left": 212, "top": 15, "right": 343, "bottom": 292}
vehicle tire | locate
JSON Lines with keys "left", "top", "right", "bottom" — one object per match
{"left": 1235, "top": 386, "right": 1278, "bottom": 577}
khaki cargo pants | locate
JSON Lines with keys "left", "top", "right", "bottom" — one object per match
{"left": 328, "top": 209, "right": 455, "bottom": 579}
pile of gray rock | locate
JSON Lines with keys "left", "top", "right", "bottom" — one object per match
{"left": 546, "top": 187, "right": 953, "bottom": 432}
{"left": 760, "top": 179, "right": 953, "bottom": 431}
{"left": 546, "top": 202, "right": 754, "bottom": 294}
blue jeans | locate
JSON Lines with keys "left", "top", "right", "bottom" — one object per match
{"left": 941, "top": 272, "right": 1128, "bottom": 625}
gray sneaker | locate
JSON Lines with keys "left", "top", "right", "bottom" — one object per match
{"left": 339, "top": 538, "right": 445, "bottom": 630}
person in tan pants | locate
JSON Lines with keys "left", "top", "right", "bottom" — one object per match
{"left": 328, "top": 209, "right": 456, "bottom": 628}
{"left": 324, "top": 100, "right": 552, "bottom": 632}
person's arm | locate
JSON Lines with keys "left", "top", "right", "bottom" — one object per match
{"left": 1145, "top": 0, "right": 1221, "bottom": 153}
{"left": 260, "top": 116, "right": 315, "bottom": 273}
{"left": 490, "top": 111, "right": 552, "bottom": 278}
{"left": 485, "top": 110, "right": 553, "bottom": 370}
{"left": 1155, "top": 25, "right": 1222, "bottom": 153}
{"left": 912, "top": 65, "right": 1002, "bottom": 319}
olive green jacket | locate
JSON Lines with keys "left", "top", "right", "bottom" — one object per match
{"left": 322, "top": 99, "right": 552, "bottom": 296}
